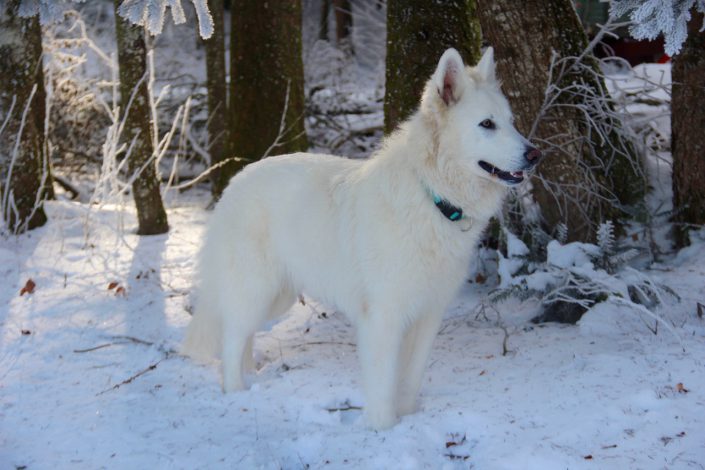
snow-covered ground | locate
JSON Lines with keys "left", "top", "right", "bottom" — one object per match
{"left": 1, "top": 190, "right": 704, "bottom": 469}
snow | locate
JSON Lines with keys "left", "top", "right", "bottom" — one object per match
{"left": 1, "top": 194, "right": 705, "bottom": 469}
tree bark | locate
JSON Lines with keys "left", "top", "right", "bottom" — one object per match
{"left": 228, "top": 0, "right": 308, "bottom": 174}
{"left": 478, "top": 0, "right": 644, "bottom": 242}
{"left": 320, "top": 0, "right": 330, "bottom": 41}
{"left": 672, "top": 11, "right": 705, "bottom": 247}
{"left": 384, "top": 0, "right": 482, "bottom": 134}
{"left": 333, "top": 0, "right": 353, "bottom": 53}
{"left": 114, "top": 1, "right": 168, "bottom": 235}
{"left": 204, "top": 0, "right": 230, "bottom": 198}
{"left": 0, "top": 1, "right": 53, "bottom": 233}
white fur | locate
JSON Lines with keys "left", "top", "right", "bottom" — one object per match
{"left": 183, "top": 47, "right": 535, "bottom": 430}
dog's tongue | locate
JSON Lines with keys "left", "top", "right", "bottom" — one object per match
{"left": 510, "top": 171, "right": 523, "bottom": 178}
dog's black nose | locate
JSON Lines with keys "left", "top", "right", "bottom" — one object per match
{"left": 524, "top": 147, "right": 542, "bottom": 164}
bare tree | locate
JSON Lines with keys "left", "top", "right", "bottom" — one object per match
{"left": 672, "top": 10, "right": 705, "bottom": 247}
{"left": 228, "top": 0, "right": 308, "bottom": 175}
{"left": 478, "top": 0, "right": 645, "bottom": 242}
{"left": 384, "top": 0, "right": 482, "bottom": 133}
{"left": 114, "top": 0, "right": 168, "bottom": 235}
{"left": 203, "top": 0, "right": 230, "bottom": 198}
{"left": 0, "top": 0, "right": 53, "bottom": 233}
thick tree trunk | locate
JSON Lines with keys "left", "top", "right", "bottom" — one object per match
{"left": 114, "top": 1, "right": 168, "bottom": 235}
{"left": 384, "top": 0, "right": 482, "bottom": 134}
{"left": 228, "top": 0, "right": 308, "bottom": 173}
{"left": 333, "top": 0, "right": 353, "bottom": 53}
{"left": 0, "top": 1, "right": 53, "bottom": 233}
{"left": 672, "top": 11, "right": 705, "bottom": 247}
{"left": 478, "top": 0, "right": 644, "bottom": 242}
{"left": 204, "top": 0, "right": 230, "bottom": 198}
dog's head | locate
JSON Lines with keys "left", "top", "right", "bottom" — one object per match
{"left": 421, "top": 47, "right": 542, "bottom": 187}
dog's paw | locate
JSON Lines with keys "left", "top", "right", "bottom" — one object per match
{"left": 221, "top": 375, "right": 247, "bottom": 393}
{"left": 397, "top": 396, "right": 418, "bottom": 417}
{"left": 364, "top": 407, "right": 399, "bottom": 430}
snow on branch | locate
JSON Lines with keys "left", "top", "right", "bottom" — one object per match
{"left": 117, "top": 0, "right": 214, "bottom": 39}
{"left": 610, "top": 0, "right": 705, "bottom": 56}
{"left": 6, "top": 0, "right": 213, "bottom": 38}
{"left": 4, "top": 0, "right": 79, "bottom": 24}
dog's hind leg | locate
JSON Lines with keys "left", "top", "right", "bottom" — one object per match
{"left": 221, "top": 284, "right": 296, "bottom": 392}
{"left": 397, "top": 311, "right": 444, "bottom": 416}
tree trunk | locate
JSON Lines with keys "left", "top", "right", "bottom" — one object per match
{"left": 228, "top": 0, "right": 308, "bottom": 173}
{"left": 333, "top": 0, "right": 353, "bottom": 53}
{"left": 204, "top": 0, "right": 230, "bottom": 198}
{"left": 114, "top": 1, "right": 168, "bottom": 235}
{"left": 320, "top": 0, "right": 330, "bottom": 41}
{"left": 0, "top": 1, "right": 53, "bottom": 233}
{"left": 384, "top": 0, "right": 482, "bottom": 134}
{"left": 672, "top": 11, "right": 705, "bottom": 247}
{"left": 478, "top": 0, "right": 644, "bottom": 242}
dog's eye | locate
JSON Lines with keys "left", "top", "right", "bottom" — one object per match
{"left": 479, "top": 119, "right": 496, "bottom": 130}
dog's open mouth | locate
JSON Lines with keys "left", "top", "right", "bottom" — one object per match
{"left": 478, "top": 161, "right": 524, "bottom": 184}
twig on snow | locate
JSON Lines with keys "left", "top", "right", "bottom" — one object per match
{"left": 96, "top": 359, "right": 163, "bottom": 396}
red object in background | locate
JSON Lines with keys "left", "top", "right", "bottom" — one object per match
{"left": 596, "top": 36, "right": 667, "bottom": 66}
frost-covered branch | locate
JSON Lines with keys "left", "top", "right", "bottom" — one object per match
{"left": 610, "top": 0, "right": 705, "bottom": 56}
{"left": 117, "top": 0, "right": 213, "bottom": 39}
{"left": 5, "top": 0, "right": 214, "bottom": 38}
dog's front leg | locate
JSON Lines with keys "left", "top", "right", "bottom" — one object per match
{"left": 356, "top": 311, "right": 404, "bottom": 430}
{"left": 397, "top": 311, "right": 444, "bottom": 416}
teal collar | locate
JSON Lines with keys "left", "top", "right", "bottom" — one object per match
{"left": 429, "top": 189, "right": 464, "bottom": 222}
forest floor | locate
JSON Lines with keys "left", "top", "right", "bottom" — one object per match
{"left": 1, "top": 188, "right": 704, "bottom": 469}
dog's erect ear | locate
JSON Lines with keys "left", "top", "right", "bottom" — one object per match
{"left": 475, "top": 46, "right": 496, "bottom": 82}
{"left": 432, "top": 48, "right": 466, "bottom": 106}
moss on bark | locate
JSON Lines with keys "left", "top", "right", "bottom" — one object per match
{"left": 672, "top": 11, "right": 705, "bottom": 247}
{"left": 0, "top": 0, "right": 53, "bottom": 233}
{"left": 114, "top": 1, "right": 168, "bottom": 235}
{"left": 203, "top": 0, "right": 230, "bottom": 198}
{"left": 228, "top": 0, "right": 308, "bottom": 175}
{"left": 384, "top": 0, "right": 481, "bottom": 134}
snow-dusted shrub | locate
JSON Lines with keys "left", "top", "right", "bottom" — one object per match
{"left": 44, "top": 20, "right": 112, "bottom": 182}
{"left": 491, "top": 222, "right": 676, "bottom": 325}
{"left": 304, "top": 40, "right": 384, "bottom": 158}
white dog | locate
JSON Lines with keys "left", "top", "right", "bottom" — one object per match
{"left": 183, "top": 47, "right": 541, "bottom": 430}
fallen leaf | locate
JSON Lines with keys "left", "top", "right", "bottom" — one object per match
{"left": 107, "top": 282, "right": 118, "bottom": 290}
{"left": 697, "top": 302, "right": 704, "bottom": 319}
{"left": 475, "top": 273, "right": 486, "bottom": 284}
{"left": 479, "top": 370, "right": 486, "bottom": 376}
{"left": 676, "top": 431, "right": 686, "bottom": 437}
{"left": 21, "top": 329, "right": 31, "bottom": 335}
{"left": 19, "top": 279, "right": 36, "bottom": 296}
{"left": 676, "top": 382, "right": 689, "bottom": 393}
{"left": 445, "top": 433, "right": 466, "bottom": 448}
{"left": 115, "top": 286, "right": 126, "bottom": 297}
{"left": 584, "top": 455, "right": 593, "bottom": 460}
